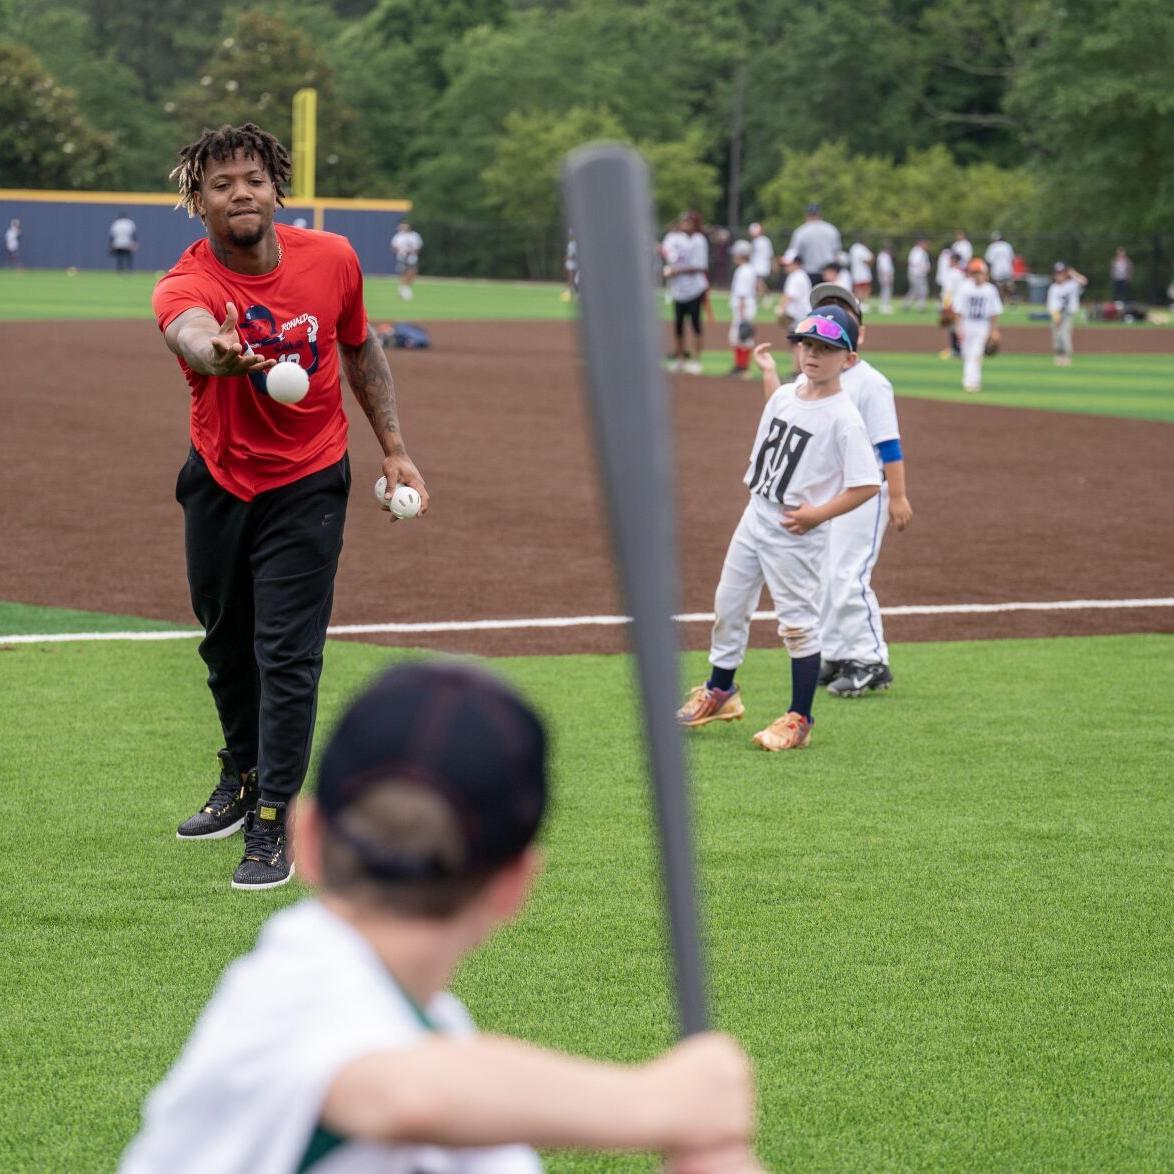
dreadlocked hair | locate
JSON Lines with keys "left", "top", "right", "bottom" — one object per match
{"left": 169, "top": 123, "right": 291, "bottom": 218}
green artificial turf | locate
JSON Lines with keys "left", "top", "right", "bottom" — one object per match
{"left": 1, "top": 630, "right": 1171, "bottom": 1171}
{"left": 2, "top": 268, "right": 1171, "bottom": 332}
{"left": 692, "top": 350, "right": 1174, "bottom": 423}
{"left": 0, "top": 600, "right": 193, "bottom": 637}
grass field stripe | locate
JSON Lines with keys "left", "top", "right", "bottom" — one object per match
{"left": 3, "top": 597, "right": 1173, "bottom": 644}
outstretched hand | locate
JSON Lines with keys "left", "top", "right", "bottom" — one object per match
{"left": 207, "top": 302, "right": 275, "bottom": 377}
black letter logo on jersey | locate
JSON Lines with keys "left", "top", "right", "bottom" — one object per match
{"left": 748, "top": 418, "right": 812, "bottom": 501}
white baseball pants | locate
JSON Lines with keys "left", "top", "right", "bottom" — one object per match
{"left": 1051, "top": 313, "right": 1074, "bottom": 357}
{"left": 959, "top": 321, "right": 990, "bottom": 389}
{"left": 709, "top": 500, "right": 826, "bottom": 668}
{"left": 821, "top": 481, "right": 889, "bottom": 665}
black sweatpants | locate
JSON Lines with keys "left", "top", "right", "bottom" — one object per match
{"left": 176, "top": 448, "right": 350, "bottom": 801}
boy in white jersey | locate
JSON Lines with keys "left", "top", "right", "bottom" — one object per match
{"left": 123, "top": 662, "right": 762, "bottom": 1174}
{"left": 727, "top": 239, "right": 758, "bottom": 376}
{"left": 802, "top": 285, "right": 913, "bottom": 698}
{"left": 954, "top": 257, "right": 1003, "bottom": 392}
{"left": 676, "top": 306, "right": 881, "bottom": 751}
{"left": 1046, "top": 260, "right": 1088, "bottom": 366}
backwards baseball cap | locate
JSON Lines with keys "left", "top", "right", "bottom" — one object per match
{"left": 316, "top": 661, "right": 547, "bottom": 880}
{"left": 810, "top": 282, "right": 863, "bottom": 321}
{"left": 805, "top": 202, "right": 821, "bottom": 214}
{"left": 787, "top": 305, "right": 859, "bottom": 352}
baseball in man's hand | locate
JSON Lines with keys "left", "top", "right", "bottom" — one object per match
{"left": 374, "top": 476, "right": 422, "bottom": 519}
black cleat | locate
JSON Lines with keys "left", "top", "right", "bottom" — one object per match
{"left": 826, "top": 661, "right": 893, "bottom": 698}
{"left": 177, "top": 750, "right": 258, "bottom": 840}
{"left": 817, "top": 659, "right": 844, "bottom": 687}
{"left": 232, "top": 800, "right": 295, "bottom": 891}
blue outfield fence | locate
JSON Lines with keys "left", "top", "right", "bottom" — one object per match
{"left": 0, "top": 190, "right": 411, "bottom": 276}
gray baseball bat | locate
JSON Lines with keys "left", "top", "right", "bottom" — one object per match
{"left": 562, "top": 144, "right": 709, "bottom": 1036}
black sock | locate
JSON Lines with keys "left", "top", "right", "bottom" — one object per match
{"left": 707, "top": 666, "right": 736, "bottom": 692}
{"left": 788, "top": 653, "right": 821, "bottom": 720}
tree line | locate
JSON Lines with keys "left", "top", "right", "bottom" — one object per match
{"left": 1, "top": 0, "right": 1169, "bottom": 276}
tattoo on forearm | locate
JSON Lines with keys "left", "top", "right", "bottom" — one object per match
{"left": 343, "top": 329, "right": 402, "bottom": 447}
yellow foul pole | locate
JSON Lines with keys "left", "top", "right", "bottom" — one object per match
{"left": 291, "top": 88, "right": 318, "bottom": 202}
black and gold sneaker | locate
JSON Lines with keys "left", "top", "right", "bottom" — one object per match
{"left": 176, "top": 750, "right": 258, "bottom": 840}
{"left": 232, "top": 799, "right": 294, "bottom": 891}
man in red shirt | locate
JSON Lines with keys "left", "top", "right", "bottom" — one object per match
{"left": 153, "top": 122, "right": 428, "bottom": 890}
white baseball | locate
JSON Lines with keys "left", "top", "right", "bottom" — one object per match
{"left": 389, "top": 484, "right": 421, "bottom": 520}
{"left": 373, "top": 476, "right": 422, "bottom": 519}
{"left": 266, "top": 361, "right": 309, "bottom": 404}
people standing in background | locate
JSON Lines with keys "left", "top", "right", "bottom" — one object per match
{"left": 674, "top": 308, "right": 881, "bottom": 752}
{"left": 748, "top": 222, "right": 775, "bottom": 304}
{"left": 783, "top": 204, "right": 842, "bottom": 287}
{"left": 775, "top": 252, "right": 812, "bottom": 373}
{"left": 664, "top": 209, "right": 710, "bottom": 374}
{"left": 938, "top": 251, "right": 966, "bottom": 360}
{"left": 848, "top": 236, "right": 873, "bottom": 310}
{"left": 984, "top": 232, "right": 1015, "bottom": 301}
{"left": 952, "top": 230, "right": 972, "bottom": 266}
{"left": 660, "top": 216, "right": 686, "bottom": 306}
{"left": 4, "top": 218, "right": 21, "bottom": 268}
{"left": 109, "top": 213, "right": 138, "bottom": 271}
{"left": 726, "top": 239, "right": 757, "bottom": 377}
{"left": 954, "top": 258, "right": 1003, "bottom": 393}
{"left": 1110, "top": 247, "right": 1133, "bottom": 302}
{"left": 390, "top": 220, "right": 423, "bottom": 300}
{"left": 1047, "top": 261, "right": 1088, "bottom": 366}
{"left": 876, "top": 243, "right": 895, "bottom": 314}
{"left": 561, "top": 230, "right": 578, "bottom": 302}
{"left": 804, "top": 283, "right": 913, "bottom": 700}
{"left": 934, "top": 244, "right": 954, "bottom": 301}
{"left": 903, "top": 239, "right": 931, "bottom": 310}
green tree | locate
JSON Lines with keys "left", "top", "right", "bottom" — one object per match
{"left": 331, "top": 0, "right": 509, "bottom": 191}
{"left": 0, "top": 41, "right": 115, "bottom": 188}
{"left": 167, "top": 10, "right": 380, "bottom": 197}
{"left": 759, "top": 141, "right": 1034, "bottom": 239}
{"left": 1005, "top": 0, "right": 1174, "bottom": 237}
{"left": 410, "top": 0, "right": 743, "bottom": 222}
{"left": 483, "top": 108, "right": 626, "bottom": 224}
{"left": 2, "top": 0, "right": 176, "bottom": 188}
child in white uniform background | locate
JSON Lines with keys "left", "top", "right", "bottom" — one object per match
{"left": 676, "top": 305, "right": 881, "bottom": 753}
{"left": 1046, "top": 261, "right": 1088, "bottom": 366}
{"left": 727, "top": 238, "right": 758, "bottom": 376}
{"left": 954, "top": 258, "right": 1003, "bottom": 392}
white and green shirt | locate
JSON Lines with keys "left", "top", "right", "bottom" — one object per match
{"left": 121, "top": 901, "right": 543, "bottom": 1174}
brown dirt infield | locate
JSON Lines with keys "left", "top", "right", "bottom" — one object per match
{"left": 2, "top": 319, "right": 1172, "bottom": 657}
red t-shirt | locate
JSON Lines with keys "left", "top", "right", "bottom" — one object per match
{"left": 152, "top": 225, "right": 369, "bottom": 501}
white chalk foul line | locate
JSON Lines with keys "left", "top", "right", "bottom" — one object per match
{"left": 2, "top": 598, "right": 1172, "bottom": 645}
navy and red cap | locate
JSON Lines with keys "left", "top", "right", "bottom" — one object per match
{"left": 316, "top": 661, "right": 548, "bottom": 880}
